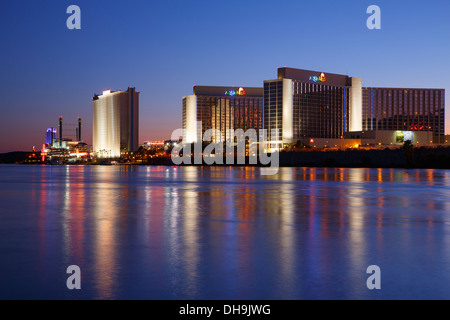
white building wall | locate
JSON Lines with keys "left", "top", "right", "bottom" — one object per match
{"left": 93, "top": 92, "right": 121, "bottom": 158}
{"left": 282, "top": 78, "right": 293, "bottom": 142}
{"left": 184, "top": 95, "right": 198, "bottom": 143}
{"left": 349, "top": 77, "right": 362, "bottom": 132}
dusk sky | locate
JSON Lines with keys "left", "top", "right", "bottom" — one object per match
{"left": 0, "top": 0, "right": 449, "bottom": 153}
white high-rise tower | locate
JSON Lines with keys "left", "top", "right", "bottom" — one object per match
{"left": 93, "top": 87, "right": 139, "bottom": 158}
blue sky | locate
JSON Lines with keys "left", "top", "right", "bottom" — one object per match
{"left": 0, "top": 0, "right": 449, "bottom": 152}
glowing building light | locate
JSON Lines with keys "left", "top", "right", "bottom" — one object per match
{"left": 93, "top": 87, "right": 139, "bottom": 158}
{"left": 309, "top": 73, "right": 327, "bottom": 82}
{"left": 225, "top": 87, "right": 246, "bottom": 96}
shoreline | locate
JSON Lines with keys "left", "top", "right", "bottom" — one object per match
{"left": 3, "top": 146, "right": 450, "bottom": 169}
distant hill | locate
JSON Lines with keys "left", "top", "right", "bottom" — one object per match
{"left": 0, "top": 152, "right": 30, "bottom": 164}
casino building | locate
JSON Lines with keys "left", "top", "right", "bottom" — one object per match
{"left": 361, "top": 87, "right": 445, "bottom": 136}
{"left": 93, "top": 87, "right": 139, "bottom": 158}
{"left": 264, "top": 67, "right": 362, "bottom": 150}
{"left": 182, "top": 86, "right": 263, "bottom": 143}
{"left": 183, "top": 67, "right": 445, "bottom": 149}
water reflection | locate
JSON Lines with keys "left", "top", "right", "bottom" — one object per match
{"left": 1, "top": 165, "right": 450, "bottom": 299}
{"left": 92, "top": 166, "right": 119, "bottom": 299}
{"left": 62, "top": 166, "right": 86, "bottom": 269}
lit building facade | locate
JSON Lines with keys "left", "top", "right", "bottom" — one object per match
{"left": 182, "top": 86, "right": 263, "bottom": 143}
{"left": 93, "top": 87, "right": 139, "bottom": 158}
{"left": 182, "top": 67, "right": 445, "bottom": 149}
{"left": 264, "top": 68, "right": 362, "bottom": 149}
{"left": 362, "top": 87, "right": 445, "bottom": 136}
{"left": 46, "top": 128, "right": 57, "bottom": 146}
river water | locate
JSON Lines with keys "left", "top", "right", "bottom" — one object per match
{"left": 0, "top": 165, "right": 449, "bottom": 299}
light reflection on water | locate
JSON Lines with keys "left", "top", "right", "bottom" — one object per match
{"left": 0, "top": 165, "right": 450, "bottom": 299}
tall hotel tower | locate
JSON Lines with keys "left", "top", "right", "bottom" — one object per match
{"left": 93, "top": 87, "right": 139, "bottom": 158}
{"left": 264, "top": 67, "right": 362, "bottom": 150}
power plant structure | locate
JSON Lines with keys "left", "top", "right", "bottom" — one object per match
{"left": 42, "top": 116, "right": 89, "bottom": 162}
{"left": 46, "top": 116, "right": 84, "bottom": 148}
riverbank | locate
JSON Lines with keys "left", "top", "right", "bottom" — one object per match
{"left": 0, "top": 152, "right": 29, "bottom": 164}
{"left": 4, "top": 146, "right": 450, "bottom": 169}
{"left": 132, "top": 147, "right": 450, "bottom": 169}
{"left": 278, "top": 147, "right": 450, "bottom": 169}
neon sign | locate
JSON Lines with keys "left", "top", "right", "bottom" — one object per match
{"left": 225, "top": 87, "right": 246, "bottom": 96}
{"left": 309, "top": 73, "right": 326, "bottom": 83}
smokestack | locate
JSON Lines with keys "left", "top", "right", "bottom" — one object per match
{"left": 78, "top": 117, "right": 82, "bottom": 142}
{"left": 59, "top": 116, "right": 63, "bottom": 142}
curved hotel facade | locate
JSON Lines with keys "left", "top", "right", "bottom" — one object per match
{"left": 182, "top": 67, "right": 445, "bottom": 149}
{"left": 93, "top": 87, "right": 139, "bottom": 158}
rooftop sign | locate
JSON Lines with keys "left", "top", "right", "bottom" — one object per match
{"left": 309, "top": 73, "right": 327, "bottom": 83}
{"left": 225, "top": 87, "right": 246, "bottom": 96}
